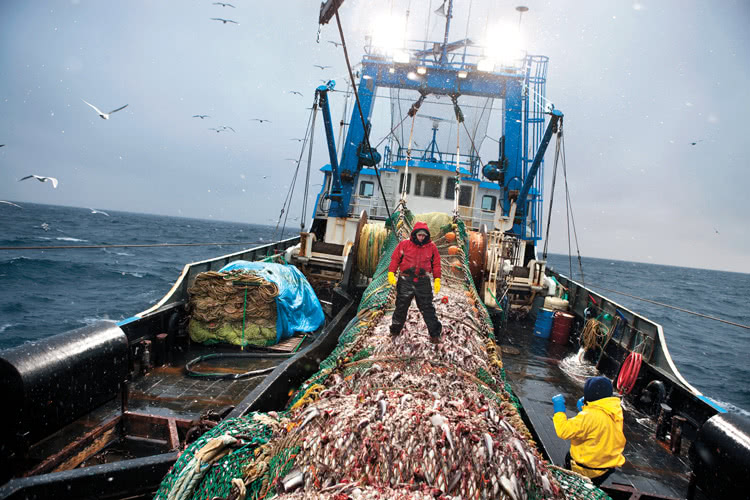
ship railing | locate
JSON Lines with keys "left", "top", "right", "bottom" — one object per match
{"left": 392, "top": 146, "right": 479, "bottom": 173}
{"left": 348, "top": 196, "right": 495, "bottom": 230}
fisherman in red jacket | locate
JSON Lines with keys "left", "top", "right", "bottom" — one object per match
{"left": 387, "top": 221, "right": 443, "bottom": 342}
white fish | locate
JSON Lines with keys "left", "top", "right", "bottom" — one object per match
{"left": 19, "top": 174, "right": 58, "bottom": 189}
{"left": 82, "top": 99, "right": 128, "bottom": 120}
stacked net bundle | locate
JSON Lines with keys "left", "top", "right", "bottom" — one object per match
{"left": 155, "top": 208, "right": 611, "bottom": 500}
{"left": 187, "top": 269, "right": 278, "bottom": 347}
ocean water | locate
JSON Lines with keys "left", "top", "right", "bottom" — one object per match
{"left": 546, "top": 254, "right": 750, "bottom": 416}
{"left": 1, "top": 203, "right": 748, "bottom": 414}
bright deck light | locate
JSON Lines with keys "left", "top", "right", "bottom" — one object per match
{"left": 457, "top": 70, "right": 468, "bottom": 78}
{"left": 417, "top": 66, "right": 427, "bottom": 75}
{"left": 484, "top": 21, "right": 526, "bottom": 67}
{"left": 371, "top": 14, "right": 407, "bottom": 54}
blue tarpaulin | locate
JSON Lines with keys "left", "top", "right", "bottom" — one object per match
{"left": 218, "top": 261, "right": 324, "bottom": 343}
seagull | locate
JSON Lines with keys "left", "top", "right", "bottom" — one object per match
{"left": 212, "top": 2, "right": 235, "bottom": 7}
{"left": 220, "top": 125, "right": 236, "bottom": 132}
{"left": 193, "top": 114, "right": 210, "bottom": 119}
{"left": 713, "top": 227, "right": 719, "bottom": 235}
{"left": 290, "top": 138, "right": 304, "bottom": 142}
{"left": 288, "top": 91, "right": 303, "bottom": 96}
{"left": 209, "top": 127, "right": 223, "bottom": 133}
{"left": 0, "top": 201, "right": 22, "bottom": 208}
{"left": 314, "top": 65, "right": 331, "bottom": 70}
{"left": 41, "top": 222, "right": 50, "bottom": 232}
{"left": 327, "top": 41, "right": 342, "bottom": 48}
{"left": 19, "top": 174, "right": 58, "bottom": 189}
{"left": 252, "top": 118, "right": 271, "bottom": 123}
{"left": 89, "top": 208, "right": 110, "bottom": 216}
{"left": 690, "top": 140, "right": 703, "bottom": 146}
{"left": 285, "top": 158, "right": 300, "bottom": 162}
{"left": 0, "top": 144, "right": 5, "bottom": 147}
{"left": 81, "top": 99, "right": 128, "bottom": 120}
{"left": 211, "top": 17, "right": 238, "bottom": 24}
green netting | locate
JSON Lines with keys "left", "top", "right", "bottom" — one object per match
{"left": 551, "top": 468, "right": 613, "bottom": 500}
{"left": 153, "top": 413, "right": 274, "bottom": 500}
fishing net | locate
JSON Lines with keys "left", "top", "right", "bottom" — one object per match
{"left": 155, "top": 208, "right": 611, "bottom": 500}
{"left": 187, "top": 269, "right": 279, "bottom": 346}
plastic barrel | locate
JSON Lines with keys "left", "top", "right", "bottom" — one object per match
{"left": 551, "top": 311, "right": 575, "bottom": 344}
{"left": 534, "top": 308, "right": 555, "bottom": 339}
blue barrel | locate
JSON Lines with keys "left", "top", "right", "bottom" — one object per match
{"left": 534, "top": 308, "right": 555, "bottom": 339}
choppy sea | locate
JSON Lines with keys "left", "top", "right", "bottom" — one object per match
{"left": 1, "top": 202, "right": 748, "bottom": 414}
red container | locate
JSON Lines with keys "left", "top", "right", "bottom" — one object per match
{"left": 551, "top": 311, "right": 575, "bottom": 344}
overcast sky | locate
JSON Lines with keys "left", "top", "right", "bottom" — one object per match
{"left": 1, "top": 1, "right": 748, "bottom": 273}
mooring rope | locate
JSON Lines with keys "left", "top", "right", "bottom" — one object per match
{"left": 588, "top": 283, "right": 750, "bottom": 330}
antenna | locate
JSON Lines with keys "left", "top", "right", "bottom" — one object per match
{"left": 516, "top": 6, "right": 529, "bottom": 29}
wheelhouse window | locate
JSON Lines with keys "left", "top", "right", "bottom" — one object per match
{"left": 459, "top": 185, "right": 473, "bottom": 206}
{"left": 399, "top": 173, "right": 412, "bottom": 194}
{"left": 481, "top": 195, "right": 497, "bottom": 211}
{"left": 445, "top": 178, "right": 473, "bottom": 206}
{"left": 359, "top": 181, "right": 374, "bottom": 197}
{"left": 414, "top": 174, "right": 442, "bottom": 198}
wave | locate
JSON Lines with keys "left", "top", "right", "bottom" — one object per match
{"left": 55, "top": 236, "right": 88, "bottom": 242}
{"left": 0, "top": 323, "right": 17, "bottom": 334}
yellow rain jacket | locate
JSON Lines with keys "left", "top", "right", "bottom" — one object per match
{"left": 553, "top": 396, "right": 626, "bottom": 479}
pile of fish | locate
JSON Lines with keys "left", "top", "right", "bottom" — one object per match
{"left": 265, "top": 263, "right": 565, "bottom": 498}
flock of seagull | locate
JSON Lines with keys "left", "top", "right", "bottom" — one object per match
{"left": 1, "top": 0, "right": 342, "bottom": 214}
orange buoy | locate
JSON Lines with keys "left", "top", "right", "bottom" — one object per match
{"left": 445, "top": 231, "right": 456, "bottom": 243}
{"left": 448, "top": 245, "right": 460, "bottom": 255}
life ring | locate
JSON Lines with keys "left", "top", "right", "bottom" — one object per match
{"left": 616, "top": 352, "right": 642, "bottom": 394}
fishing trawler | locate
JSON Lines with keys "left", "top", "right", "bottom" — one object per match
{"left": 1, "top": 1, "right": 748, "bottom": 499}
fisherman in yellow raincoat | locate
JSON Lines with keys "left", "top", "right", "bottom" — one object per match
{"left": 551, "top": 376, "right": 626, "bottom": 485}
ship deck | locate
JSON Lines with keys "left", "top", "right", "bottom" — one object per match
{"left": 24, "top": 336, "right": 307, "bottom": 473}
{"left": 499, "top": 318, "right": 696, "bottom": 500}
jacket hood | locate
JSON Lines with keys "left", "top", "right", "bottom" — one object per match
{"left": 410, "top": 222, "right": 431, "bottom": 246}
{"left": 586, "top": 396, "right": 624, "bottom": 422}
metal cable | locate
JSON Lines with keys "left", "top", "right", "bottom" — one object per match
{"left": 586, "top": 283, "right": 750, "bottom": 330}
{"left": 334, "top": 11, "right": 392, "bottom": 222}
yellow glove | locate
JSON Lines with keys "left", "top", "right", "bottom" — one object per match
{"left": 388, "top": 271, "right": 397, "bottom": 286}
{"left": 433, "top": 278, "right": 441, "bottom": 294}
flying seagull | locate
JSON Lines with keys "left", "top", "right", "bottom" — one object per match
{"left": 690, "top": 140, "right": 703, "bottom": 146}
{"left": 290, "top": 138, "right": 304, "bottom": 142}
{"left": 220, "top": 125, "right": 236, "bottom": 132}
{"left": 327, "top": 40, "right": 342, "bottom": 48}
{"left": 19, "top": 174, "right": 58, "bottom": 189}
{"left": 713, "top": 227, "right": 719, "bottom": 235}
{"left": 211, "top": 17, "right": 238, "bottom": 24}
{"left": 89, "top": 208, "right": 110, "bottom": 216}
{"left": 82, "top": 99, "right": 128, "bottom": 120}
{"left": 0, "top": 201, "right": 22, "bottom": 208}
{"left": 0, "top": 144, "right": 5, "bottom": 147}
{"left": 193, "top": 114, "right": 210, "bottom": 119}
{"left": 288, "top": 90, "right": 303, "bottom": 96}
{"left": 212, "top": 2, "right": 235, "bottom": 7}
{"left": 314, "top": 65, "right": 331, "bottom": 70}
{"left": 252, "top": 118, "right": 271, "bottom": 123}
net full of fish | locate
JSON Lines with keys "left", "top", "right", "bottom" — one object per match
{"left": 153, "top": 212, "right": 605, "bottom": 500}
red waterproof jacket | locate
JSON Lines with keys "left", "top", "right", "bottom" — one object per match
{"left": 388, "top": 222, "right": 441, "bottom": 279}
